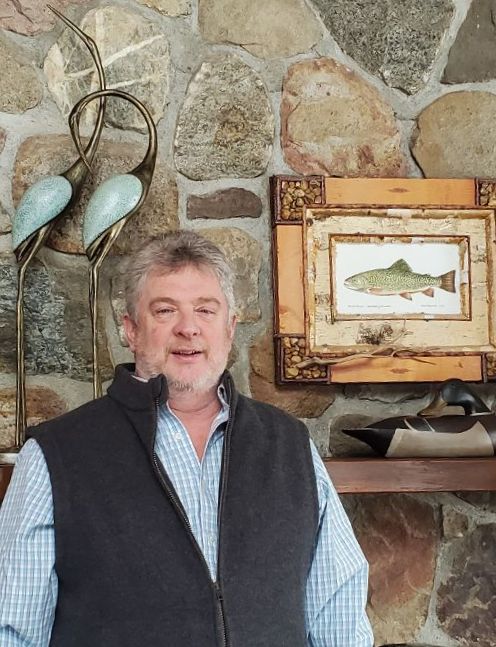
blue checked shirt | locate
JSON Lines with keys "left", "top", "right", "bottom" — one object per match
{"left": 0, "top": 393, "right": 373, "bottom": 646}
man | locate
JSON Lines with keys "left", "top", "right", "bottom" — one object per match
{"left": 0, "top": 230, "right": 373, "bottom": 646}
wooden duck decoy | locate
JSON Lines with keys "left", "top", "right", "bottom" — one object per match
{"left": 2, "top": 6, "right": 106, "bottom": 463}
{"left": 342, "top": 379, "right": 496, "bottom": 458}
{"left": 68, "top": 88, "right": 158, "bottom": 399}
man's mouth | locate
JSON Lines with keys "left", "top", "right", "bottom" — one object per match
{"left": 171, "top": 349, "right": 203, "bottom": 356}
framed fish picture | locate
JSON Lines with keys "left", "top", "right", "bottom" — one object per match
{"left": 328, "top": 234, "right": 469, "bottom": 321}
{"left": 271, "top": 176, "right": 496, "bottom": 384}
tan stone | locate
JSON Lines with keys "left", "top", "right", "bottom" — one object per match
{"left": 0, "top": 39, "right": 42, "bottom": 113}
{"left": 44, "top": 6, "right": 171, "bottom": 131}
{"left": 249, "top": 330, "right": 335, "bottom": 418}
{"left": 199, "top": 0, "right": 322, "bottom": 59}
{"left": 0, "top": 128, "right": 6, "bottom": 154}
{"left": 137, "top": 0, "right": 191, "bottom": 16}
{"left": 1, "top": 1, "right": 90, "bottom": 36}
{"left": 0, "top": 386, "right": 67, "bottom": 447}
{"left": 412, "top": 91, "right": 496, "bottom": 178}
{"left": 12, "top": 135, "right": 179, "bottom": 254}
{"left": 0, "top": 205, "right": 12, "bottom": 235}
{"left": 281, "top": 58, "right": 406, "bottom": 177}
{"left": 174, "top": 54, "right": 274, "bottom": 179}
{"left": 198, "top": 228, "right": 261, "bottom": 323}
{"left": 348, "top": 494, "right": 438, "bottom": 644}
{"left": 111, "top": 273, "right": 128, "bottom": 347}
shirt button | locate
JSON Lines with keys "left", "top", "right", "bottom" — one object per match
{"left": 209, "top": 535, "right": 216, "bottom": 545}
{"left": 173, "top": 432, "right": 181, "bottom": 441}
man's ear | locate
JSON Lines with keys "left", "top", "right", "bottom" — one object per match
{"left": 123, "top": 314, "right": 138, "bottom": 351}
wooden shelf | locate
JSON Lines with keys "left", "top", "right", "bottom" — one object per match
{"left": 2, "top": 459, "right": 496, "bottom": 500}
{"left": 325, "top": 457, "right": 496, "bottom": 493}
{"left": 0, "top": 465, "right": 13, "bottom": 501}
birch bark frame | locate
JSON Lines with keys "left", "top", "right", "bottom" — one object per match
{"left": 271, "top": 176, "right": 496, "bottom": 384}
{"left": 303, "top": 207, "right": 495, "bottom": 357}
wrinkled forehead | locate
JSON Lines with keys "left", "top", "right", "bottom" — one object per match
{"left": 137, "top": 262, "right": 226, "bottom": 305}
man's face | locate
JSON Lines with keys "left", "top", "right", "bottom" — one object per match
{"left": 123, "top": 264, "right": 236, "bottom": 394}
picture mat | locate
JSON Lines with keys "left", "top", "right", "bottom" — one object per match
{"left": 330, "top": 235, "right": 469, "bottom": 320}
{"left": 304, "top": 207, "right": 496, "bottom": 355}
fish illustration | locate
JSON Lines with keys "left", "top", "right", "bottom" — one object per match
{"left": 343, "top": 259, "right": 456, "bottom": 301}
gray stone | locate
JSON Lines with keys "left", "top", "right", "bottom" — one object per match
{"left": 309, "top": 423, "right": 332, "bottom": 458}
{"left": 0, "top": 256, "right": 112, "bottom": 381}
{"left": 111, "top": 272, "right": 128, "bottom": 347}
{"left": 455, "top": 491, "right": 496, "bottom": 513}
{"left": 311, "top": 0, "right": 453, "bottom": 94}
{"left": 344, "top": 383, "right": 430, "bottom": 405}
{"left": 187, "top": 188, "right": 262, "bottom": 220}
{"left": 199, "top": 0, "right": 322, "bottom": 59}
{"left": 0, "top": 39, "right": 42, "bottom": 113}
{"left": 12, "top": 135, "right": 179, "bottom": 255}
{"left": 349, "top": 494, "right": 438, "bottom": 645}
{"left": 198, "top": 227, "right": 261, "bottom": 322}
{"left": 44, "top": 6, "right": 171, "bottom": 131}
{"left": 0, "top": 0, "right": 90, "bottom": 36}
{"left": 437, "top": 524, "right": 496, "bottom": 646}
{"left": 443, "top": 0, "right": 496, "bottom": 84}
{"left": 281, "top": 58, "right": 406, "bottom": 176}
{"left": 329, "top": 414, "right": 376, "bottom": 457}
{"left": 412, "top": 92, "right": 496, "bottom": 178}
{"left": 137, "top": 0, "right": 191, "bottom": 16}
{"left": 442, "top": 508, "right": 469, "bottom": 539}
{"left": 174, "top": 54, "right": 274, "bottom": 180}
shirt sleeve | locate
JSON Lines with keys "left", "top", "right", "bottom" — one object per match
{"left": 305, "top": 440, "right": 373, "bottom": 647}
{"left": 0, "top": 439, "right": 57, "bottom": 647}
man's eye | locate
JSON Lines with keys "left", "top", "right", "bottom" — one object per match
{"left": 198, "top": 308, "right": 215, "bottom": 315}
{"left": 156, "top": 307, "right": 174, "bottom": 315}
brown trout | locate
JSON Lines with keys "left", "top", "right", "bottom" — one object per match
{"left": 344, "top": 259, "right": 456, "bottom": 300}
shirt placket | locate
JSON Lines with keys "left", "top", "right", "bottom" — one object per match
{"left": 156, "top": 402, "right": 227, "bottom": 580}
{"left": 199, "top": 430, "right": 222, "bottom": 579}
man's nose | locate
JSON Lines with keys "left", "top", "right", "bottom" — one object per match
{"left": 173, "top": 312, "right": 200, "bottom": 338}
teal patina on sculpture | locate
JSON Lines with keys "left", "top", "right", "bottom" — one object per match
{"left": 70, "top": 88, "right": 158, "bottom": 398}
{"left": 12, "top": 177, "right": 72, "bottom": 250}
{"left": 0, "top": 6, "right": 107, "bottom": 464}
{"left": 83, "top": 175, "right": 143, "bottom": 250}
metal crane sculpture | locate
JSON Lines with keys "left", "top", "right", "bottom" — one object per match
{"left": 2, "top": 7, "right": 107, "bottom": 463}
{"left": 68, "top": 88, "right": 158, "bottom": 398}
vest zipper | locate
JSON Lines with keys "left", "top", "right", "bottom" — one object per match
{"left": 214, "top": 583, "right": 228, "bottom": 647}
{"left": 215, "top": 380, "right": 235, "bottom": 647}
{"left": 151, "top": 397, "right": 230, "bottom": 647}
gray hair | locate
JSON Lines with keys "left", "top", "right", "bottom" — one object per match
{"left": 122, "top": 230, "right": 236, "bottom": 321}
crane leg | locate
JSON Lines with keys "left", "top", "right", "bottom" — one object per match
{"left": 88, "top": 221, "right": 126, "bottom": 399}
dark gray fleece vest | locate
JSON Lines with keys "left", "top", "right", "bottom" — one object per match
{"left": 31, "top": 365, "right": 319, "bottom": 647}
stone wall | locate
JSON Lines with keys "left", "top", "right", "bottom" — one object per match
{"left": 1, "top": 1, "right": 496, "bottom": 645}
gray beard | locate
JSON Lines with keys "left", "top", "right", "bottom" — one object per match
{"left": 166, "top": 370, "right": 223, "bottom": 396}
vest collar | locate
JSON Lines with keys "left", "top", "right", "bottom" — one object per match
{"left": 107, "top": 363, "right": 237, "bottom": 412}
{"left": 107, "top": 363, "right": 238, "bottom": 456}
{"left": 107, "top": 363, "right": 167, "bottom": 411}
